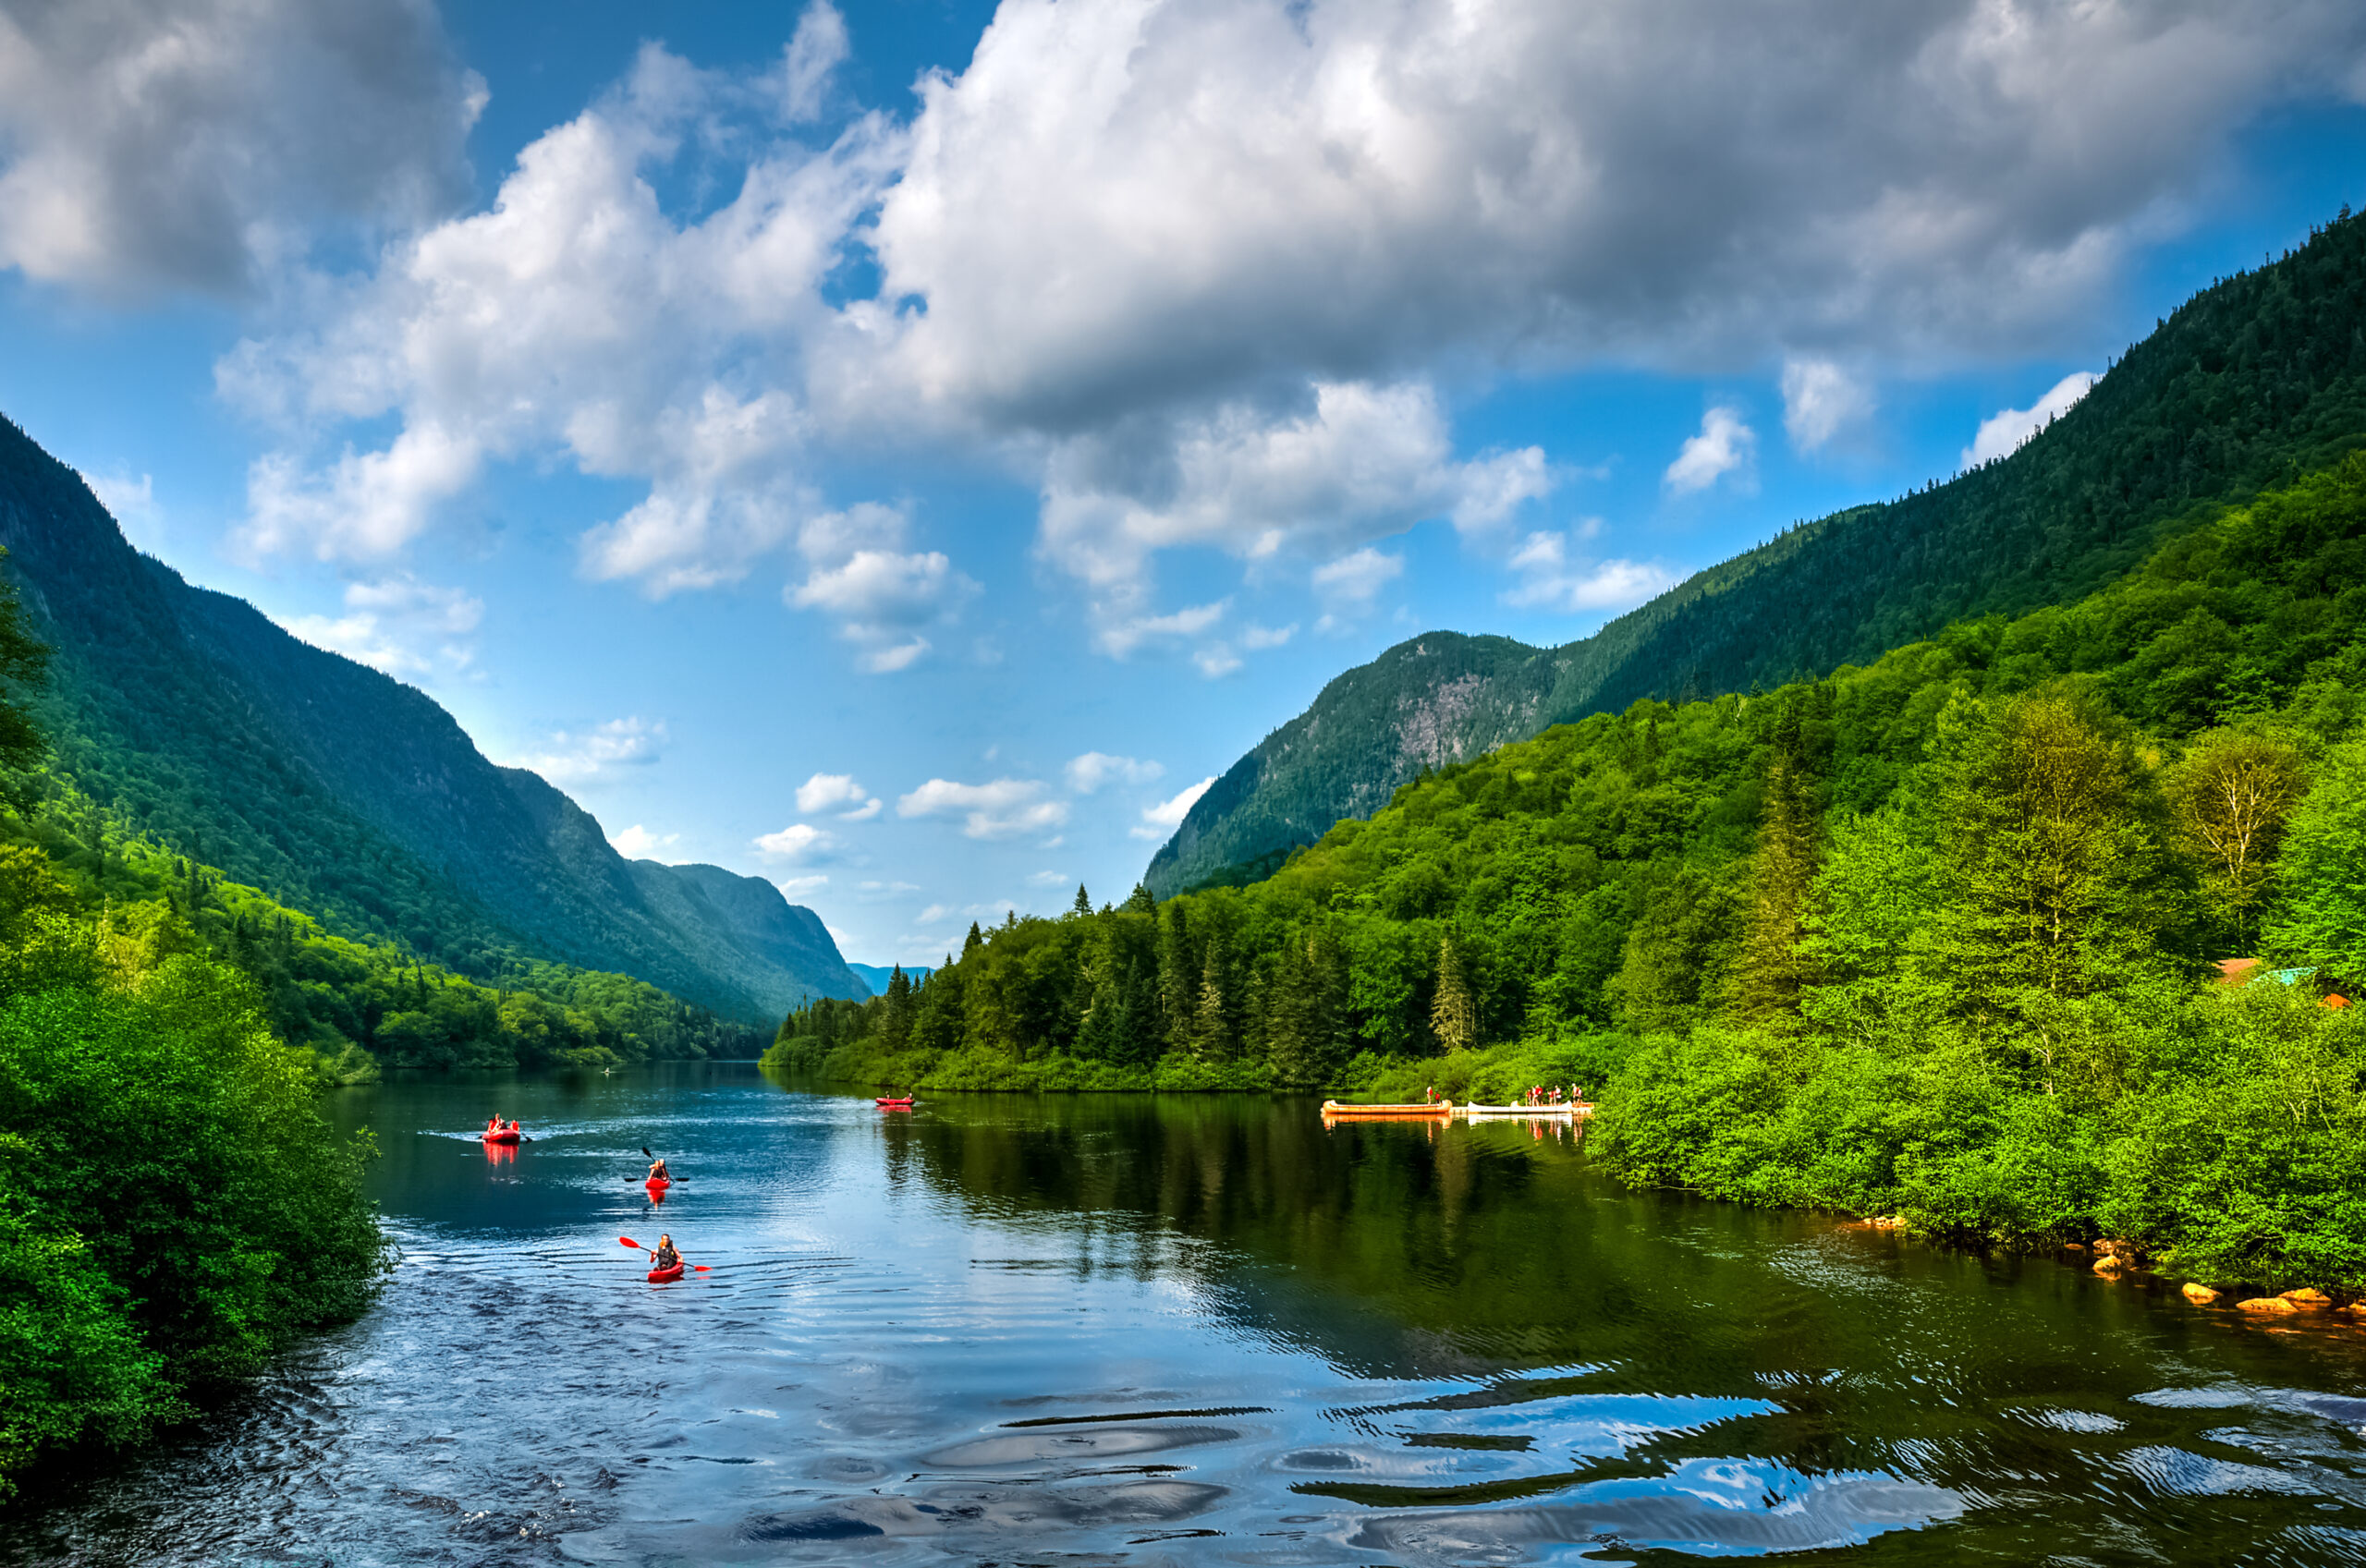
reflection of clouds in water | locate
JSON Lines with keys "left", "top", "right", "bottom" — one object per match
{"left": 1342, "top": 1460, "right": 1962, "bottom": 1560}
{"left": 2001, "top": 1405, "right": 2127, "bottom": 1434}
{"left": 2120, "top": 1445, "right": 2318, "bottom": 1498}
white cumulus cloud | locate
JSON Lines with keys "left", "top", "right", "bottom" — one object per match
{"left": 795, "top": 772, "right": 883, "bottom": 818}
{"left": 897, "top": 777, "right": 1069, "bottom": 840}
{"left": 608, "top": 823, "right": 682, "bottom": 860}
{"left": 1962, "top": 371, "right": 2101, "bottom": 468}
{"left": 1133, "top": 776, "right": 1216, "bottom": 840}
{"left": 1665, "top": 407, "right": 1756, "bottom": 494}
{"left": 753, "top": 821, "right": 839, "bottom": 862}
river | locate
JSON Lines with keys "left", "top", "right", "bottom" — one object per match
{"left": 11, "top": 1064, "right": 2366, "bottom": 1564}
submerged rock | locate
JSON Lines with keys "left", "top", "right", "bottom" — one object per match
{"left": 2280, "top": 1287, "right": 2332, "bottom": 1307}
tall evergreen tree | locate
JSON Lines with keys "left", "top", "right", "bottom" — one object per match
{"left": 1191, "top": 943, "right": 1233, "bottom": 1063}
{"left": 1071, "top": 884, "right": 1093, "bottom": 918}
{"left": 1430, "top": 933, "right": 1476, "bottom": 1052}
{"left": 1729, "top": 753, "right": 1822, "bottom": 1029}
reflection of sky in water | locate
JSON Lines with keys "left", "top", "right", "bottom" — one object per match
{"left": 12, "top": 1070, "right": 2366, "bottom": 1564}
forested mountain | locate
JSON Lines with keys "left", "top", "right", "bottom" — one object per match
{"left": 1149, "top": 207, "right": 2366, "bottom": 896}
{"left": 0, "top": 415, "right": 864, "bottom": 1021}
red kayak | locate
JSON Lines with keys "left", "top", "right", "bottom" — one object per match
{"left": 647, "top": 1261, "right": 684, "bottom": 1282}
{"left": 875, "top": 1097, "right": 914, "bottom": 1108}
{"left": 482, "top": 1129, "right": 521, "bottom": 1145}
{"left": 645, "top": 1177, "right": 671, "bottom": 1191}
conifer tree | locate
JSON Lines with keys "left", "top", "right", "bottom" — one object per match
{"left": 1191, "top": 943, "right": 1233, "bottom": 1063}
{"left": 1122, "top": 882, "right": 1156, "bottom": 916}
{"left": 1156, "top": 901, "right": 1194, "bottom": 1053}
{"left": 1430, "top": 933, "right": 1476, "bottom": 1052}
{"left": 1729, "top": 753, "right": 1821, "bottom": 1029}
{"left": 1071, "top": 884, "right": 1092, "bottom": 918}
{"left": 963, "top": 921, "right": 984, "bottom": 956}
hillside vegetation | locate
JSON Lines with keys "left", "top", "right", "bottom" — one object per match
{"left": 0, "top": 417, "right": 863, "bottom": 1022}
{"left": 1151, "top": 206, "right": 2366, "bottom": 895}
{"left": 775, "top": 456, "right": 2366, "bottom": 1292}
{"left": 0, "top": 589, "right": 389, "bottom": 1495}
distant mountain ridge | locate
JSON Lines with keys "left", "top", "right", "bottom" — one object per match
{"left": 1149, "top": 207, "right": 2366, "bottom": 895}
{"left": 846, "top": 963, "right": 931, "bottom": 996}
{"left": 0, "top": 414, "right": 865, "bottom": 1021}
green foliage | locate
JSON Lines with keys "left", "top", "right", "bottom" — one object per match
{"left": 2264, "top": 734, "right": 2366, "bottom": 982}
{"left": 0, "top": 675, "right": 393, "bottom": 1489}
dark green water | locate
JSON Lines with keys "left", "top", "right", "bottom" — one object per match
{"left": 13, "top": 1064, "right": 2366, "bottom": 1564}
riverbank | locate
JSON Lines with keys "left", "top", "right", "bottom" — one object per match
{"left": 769, "top": 977, "right": 2366, "bottom": 1303}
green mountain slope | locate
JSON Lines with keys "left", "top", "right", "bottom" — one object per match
{"left": 0, "top": 414, "right": 863, "bottom": 1021}
{"left": 1148, "top": 206, "right": 2366, "bottom": 896}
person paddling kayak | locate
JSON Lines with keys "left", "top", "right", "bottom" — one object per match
{"left": 648, "top": 1157, "right": 670, "bottom": 1182}
{"left": 652, "top": 1234, "right": 680, "bottom": 1270}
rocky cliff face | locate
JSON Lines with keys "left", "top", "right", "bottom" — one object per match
{"left": 0, "top": 411, "right": 863, "bottom": 1021}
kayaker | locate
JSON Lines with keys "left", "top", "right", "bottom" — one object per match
{"left": 487, "top": 1114, "right": 501, "bottom": 1133}
{"left": 648, "top": 1157, "right": 670, "bottom": 1182}
{"left": 652, "top": 1234, "right": 681, "bottom": 1271}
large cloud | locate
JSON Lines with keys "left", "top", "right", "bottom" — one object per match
{"left": 222, "top": 0, "right": 2366, "bottom": 655}
{"left": 0, "top": 0, "right": 481, "bottom": 299}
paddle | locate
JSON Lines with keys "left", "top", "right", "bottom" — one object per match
{"left": 616, "top": 1236, "right": 709, "bottom": 1271}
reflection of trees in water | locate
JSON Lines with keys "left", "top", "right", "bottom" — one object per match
{"left": 877, "top": 1099, "right": 1647, "bottom": 1361}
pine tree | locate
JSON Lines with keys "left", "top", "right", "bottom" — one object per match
{"left": 1430, "top": 933, "right": 1476, "bottom": 1052}
{"left": 1156, "top": 901, "right": 1194, "bottom": 1054}
{"left": 1729, "top": 753, "right": 1821, "bottom": 1029}
{"left": 1122, "top": 882, "right": 1156, "bottom": 916}
{"left": 1071, "top": 884, "right": 1092, "bottom": 918}
{"left": 1191, "top": 943, "right": 1233, "bottom": 1063}
{"left": 963, "top": 921, "right": 984, "bottom": 956}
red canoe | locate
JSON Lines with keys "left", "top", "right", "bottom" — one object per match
{"left": 875, "top": 1097, "right": 914, "bottom": 1108}
{"left": 482, "top": 1129, "right": 521, "bottom": 1144}
{"left": 647, "top": 1261, "right": 684, "bottom": 1282}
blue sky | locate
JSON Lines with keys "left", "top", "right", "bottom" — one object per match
{"left": 1, "top": 0, "right": 2362, "bottom": 968}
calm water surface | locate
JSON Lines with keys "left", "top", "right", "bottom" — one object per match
{"left": 15, "top": 1064, "right": 2366, "bottom": 1565}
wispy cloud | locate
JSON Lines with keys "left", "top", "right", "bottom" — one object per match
{"left": 504, "top": 715, "right": 662, "bottom": 786}
{"left": 897, "top": 777, "right": 1068, "bottom": 840}
{"left": 1065, "top": 752, "right": 1164, "bottom": 793}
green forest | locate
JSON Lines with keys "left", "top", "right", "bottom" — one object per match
{"left": 771, "top": 455, "right": 2366, "bottom": 1294}
{"left": 0, "top": 792, "right": 767, "bottom": 1077}
{"left": 0, "top": 586, "right": 392, "bottom": 1495}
